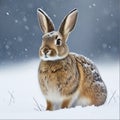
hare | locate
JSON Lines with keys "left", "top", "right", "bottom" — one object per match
{"left": 37, "top": 8, "right": 107, "bottom": 111}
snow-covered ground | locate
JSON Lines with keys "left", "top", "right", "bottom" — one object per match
{"left": 0, "top": 59, "right": 119, "bottom": 119}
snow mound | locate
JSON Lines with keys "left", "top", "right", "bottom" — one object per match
{"left": 0, "top": 59, "right": 119, "bottom": 119}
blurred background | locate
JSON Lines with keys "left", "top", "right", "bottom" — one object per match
{"left": 0, "top": 0, "right": 119, "bottom": 65}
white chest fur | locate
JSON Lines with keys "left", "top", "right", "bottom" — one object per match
{"left": 45, "top": 88, "right": 66, "bottom": 110}
{"left": 45, "top": 89, "right": 64, "bottom": 103}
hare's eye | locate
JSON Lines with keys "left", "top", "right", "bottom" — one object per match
{"left": 55, "top": 39, "right": 62, "bottom": 46}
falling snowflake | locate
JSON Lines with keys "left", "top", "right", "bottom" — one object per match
{"left": 96, "top": 18, "right": 100, "bottom": 22}
{"left": 53, "top": 14, "right": 56, "bottom": 18}
{"left": 5, "top": 45, "right": 10, "bottom": 49}
{"left": 102, "top": 43, "right": 107, "bottom": 49}
{"left": 89, "top": 3, "right": 96, "bottom": 8}
{"left": 89, "top": 5, "right": 92, "bottom": 8}
{"left": 110, "top": 13, "right": 113, "bottom": 17}
{"left": 92, "top": 3, "right": 96, "bottom": 7}
{"left": 25, "top": 25, "right": 29, "bottom": 30}
{"left": 14, "top": 19, "right": 18, "bottom": 23}
{"left": 108, "top": 45, "right": 111, "bottom": 49}
{"left": 6, "top": 12, "right": 10, "bottom": 15}
{"left": 25, "top": 48, "right": 28, "bottom": 52}
{"left": 17, "top": 36, "right": 23, "bottom": 42}
{"left": 32, "top": 33, "right": 35, "bottom": 36}
{"left": 23, "top": 16, "right": 27, "bottom": 22}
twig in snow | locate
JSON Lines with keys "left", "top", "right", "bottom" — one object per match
{"left": 8, "top": 90, "right": 15, "bottom": 105}
{"left": 33, "top": 97, "right": 45, "bottom": 111}
{"left": 108, "top": 90, "right": 116, "bottom": 104}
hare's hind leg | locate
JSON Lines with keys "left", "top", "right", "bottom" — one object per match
{"left": 90, "top": 81, "right": 107, "bottom": 106}
{"left": 76, "top": 96, "right": 92, "bottom": 107}
{"left": 76, "top": 59, "right": 107, "bottom": 106}
{"left": 79, "top": 81, "right": 107, "bottom": 106}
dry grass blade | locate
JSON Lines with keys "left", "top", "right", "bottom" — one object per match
{"left": 108, "top": 90, "right": 116, "bottom": 104}
{"left": 8, "top": 90, "right": 15, "bottom": 105}
{"left": 33, "top": 97, "right": 45, "bottom": 111}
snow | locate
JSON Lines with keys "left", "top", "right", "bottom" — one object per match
{"left": 5, "top": 44, "right": 10, "bottom": 50}
{"left": 92, "top": 3, "right": 96, "bottom": 7}
{"left": 24, "top": 48, "right": 28, "bottom": 52}
{"left": 89, "top": 5, "right": 92, "bottom": 9}
{"left": 14, "top": 19, "right": 18, "bottom": 23}
{"left": 89, "top": 3, "right": 96, "bottom": 8}
{"left": 102, "top": 43, "right": 107, "bottom": 49}
{"left": 23, "top": 16, "right": 27, "bottom": 22}
{"left": 96, "top": 18, "right": 100, "bottom": 22}
{"left": 24, "top": 25, "right": 29, "bottom": 31}
{"left": 53, "top": 14, "right": 56, "bottom": 18}
{"left": 0, "top": 59, "right": 119, "bottom": 119}
{"left": 6, "top": 12, "right": 10, "bottom": 16}
{"left": 110, "top": 13, "right": 114, "bottom": 17}
{"left": 17, "top": 36, "right": 23, "bottom": 42}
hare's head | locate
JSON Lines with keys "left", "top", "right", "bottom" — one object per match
{"left": 37, "top": 8, "right": 78, "bottom": 61}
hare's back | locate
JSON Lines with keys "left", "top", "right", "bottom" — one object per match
{"left": 70, "top": 53, "right": 107, "bottom": 105}
{"left": 70, "top": 53, "right": 102, "bottom": 83}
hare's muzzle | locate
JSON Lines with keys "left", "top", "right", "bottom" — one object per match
{"left": 41, "top": 47, "right": 51, "bottom": 56}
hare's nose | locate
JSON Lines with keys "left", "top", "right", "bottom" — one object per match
{"left": 43, "top": 47, "right": 50, "bottom": 55}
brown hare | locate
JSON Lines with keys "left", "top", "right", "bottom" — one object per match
{"left": 37, "top": 8, "right": 107, "bottom": 111}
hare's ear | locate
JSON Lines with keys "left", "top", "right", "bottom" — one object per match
{"left": 37, "top": 8, "right": 55, "bottom": 33}
{"left": 59, "top": 9, "right": 78, "bottom": 37}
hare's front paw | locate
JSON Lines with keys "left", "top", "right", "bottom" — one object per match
{"left": 46, "top": 100, "right": 53, "bottom": 111}
{"left": 61, "top": 99, "right": 71, "bottom": 109}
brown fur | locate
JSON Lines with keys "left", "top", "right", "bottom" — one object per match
{"left": 38, "top": 54, "right": 107, "bottom": 110}
{"left": 37, "top": 8, "right": 55, "bottom": 33}
{"left": 37, "top": 8, "right": 107, "bottom": 110}
{"left": 61, "top": 99, "right": 71, "bottom": 109}
{"left": 75, "top": 55, "right": 107, "bottom": 106}
{"left": 46, "top": 100, "right": 53, "bottom": 110}
{"left": 38, "top": 55, "right": 80, "bottom": 96}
